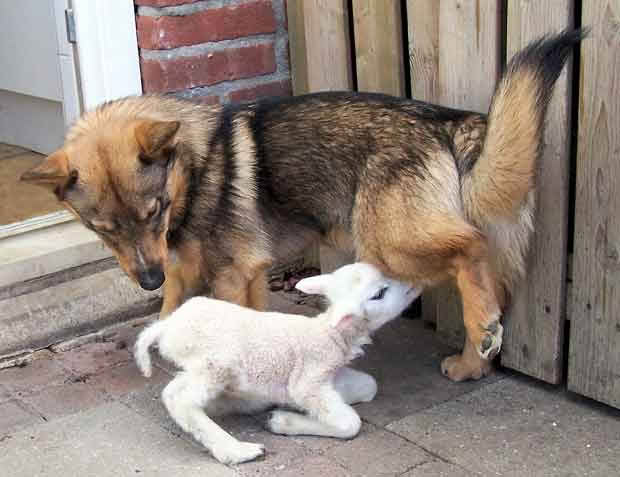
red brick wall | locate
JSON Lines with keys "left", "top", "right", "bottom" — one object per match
{"left": 134, "top": 0, "right": 291, "bottom": 104}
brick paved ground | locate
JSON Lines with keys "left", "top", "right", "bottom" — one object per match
{"left": 1, "top": 291, "right": 618, "bottom": 476}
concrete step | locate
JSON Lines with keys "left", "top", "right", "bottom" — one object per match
{"left": 0, "top": 262, "right": 161, "bottom": 362}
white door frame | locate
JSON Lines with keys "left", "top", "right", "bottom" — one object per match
{"left": 0, "top": 0, "right": 142, "bottom": 287}
{"left": 73, "top": 0, "right": 142, "bottom": 111}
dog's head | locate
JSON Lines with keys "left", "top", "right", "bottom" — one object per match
{"left": 21, "top": 117, "right": 185, "bottom": 291}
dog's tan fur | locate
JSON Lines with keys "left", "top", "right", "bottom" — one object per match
{"left": 21, "top": 30, "right": 584, "bottom": 381}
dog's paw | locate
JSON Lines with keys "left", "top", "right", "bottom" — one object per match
{"left": 211, "top": 441, "right": 265, "bottom": 465}
{"left": 441, "top": 354, "right": 493, "bottom": 382}
{"left": 478, "top": 320, "right": 503, "bottom": 360}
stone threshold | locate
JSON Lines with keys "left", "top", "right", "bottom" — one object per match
{"left": 0, "top": 253, "right": 314, "bottom": 366}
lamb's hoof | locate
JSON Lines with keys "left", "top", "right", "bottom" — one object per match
{"left": 265, "top": 410, "right": 295, "bottom": 435}
{"left": 479, "top": 320, "right": 503, "bottom": 360}
{"left": 212, "top": 441, "right": 265, "bottom": 465}
{"left": 441, "top": 354, "right": 492, "bottom": 382}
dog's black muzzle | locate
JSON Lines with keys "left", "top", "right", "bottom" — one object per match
{"left": 138, "top": 266, "right": 165, "bottom": 291}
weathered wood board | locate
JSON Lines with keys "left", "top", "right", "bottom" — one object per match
{"left": 352, "top": 0, "right": 405, "bottom": 96}
{"left": 568, "top": 0, "right": 620, "bottom": 408}
{"left": 500, "top": 0, "right": 574, "bottom": 384}
{"left": 286, "top": 0, "right": 353, "bottom": 94}
{"left": 406, "top": 0, "right": 439, "bottom": 102}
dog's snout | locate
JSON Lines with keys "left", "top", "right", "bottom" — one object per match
{"left": 138, "top": 266, "right": 165, "bottom": 291}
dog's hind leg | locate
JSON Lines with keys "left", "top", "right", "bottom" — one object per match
{"left": 162, "top": 372, "right": 264, "bottom": 464}
{"left": 441, "top": 238, "right": 503, "bottom": 382}
{"left": 266, "top": 386, "right": 361, "bottom": 439}
{"left": 357, "top": 209, "right": 501, "bottom": 382}
{"left": 441, "top": 335, "right": 492, "bottom": 381}
{"left": 333, "top": 367, "right": 377, "bottom": 404}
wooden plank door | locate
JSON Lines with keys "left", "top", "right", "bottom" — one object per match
{"left": 568, "top": 0, "right": 620, "bottom": 408}
{"left": 352, "top": 0, "right": 405, "bottom": 96}
{"left": 501, "top": 0, "right": 574, "bottom": 384}
{"left": 286, "top": 0, "right": 353, "bottom": 94}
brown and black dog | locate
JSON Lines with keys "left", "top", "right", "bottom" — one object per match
{"left": 22, "top": 29, "right": 584, "bottom": 381}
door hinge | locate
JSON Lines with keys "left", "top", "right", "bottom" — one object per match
{"left": 65, "top": 9, "right": 76, "bottom": 44}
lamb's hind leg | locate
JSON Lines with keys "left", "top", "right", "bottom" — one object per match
{"left": 334, "top": 367, "right": 377, "bottom": 404}
{"left": 162, "top": 372, "right": 264, "bottom": 464}
{"left": 266, "top": 386, "right": 361, "bottom": 439}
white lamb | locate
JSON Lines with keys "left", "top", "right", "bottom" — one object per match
{"left": 134, "top": 262, "right": 421, "bottom": 465}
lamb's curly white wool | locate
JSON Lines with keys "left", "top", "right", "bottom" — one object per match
{"left": 134, "top": 262, "right": 421, "bottom": 465}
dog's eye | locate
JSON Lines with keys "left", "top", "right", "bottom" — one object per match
{"left": 370, "top": 286, "right": 388, "bottom": 301}
{"left": 147, "top": 198, "right": 162, "bottom": 221}
{"left": 91, "top": 218, "right": 116, "bottom": 233}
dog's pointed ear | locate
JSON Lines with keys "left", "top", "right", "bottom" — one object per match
{"left": 20, "top": 150, "right": 77, "bottom": 200}
{"left": 295, "top": 273, "right": 333, "bottom": 296}
{"left": 134, "top": 120, "right": 180, "bottom": 156}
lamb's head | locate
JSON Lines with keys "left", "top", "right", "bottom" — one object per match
{"left": 295, "top": 263, "right": 422, "bottom": 333}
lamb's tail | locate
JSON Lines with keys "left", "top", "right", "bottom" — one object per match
{"left": 464, "top": 28, "right": 587, "bottom": 223}
{"left": 134, "top": 319, "right": 168, "bottom": 378}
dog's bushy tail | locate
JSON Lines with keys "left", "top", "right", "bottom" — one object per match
{"left": 464, "top": 28, "right": 587, "bottom": 223}
{"left": 134, "top": 320, "right": 167, "bottom": 378}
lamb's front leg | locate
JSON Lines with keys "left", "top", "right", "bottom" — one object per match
{"left": 162, "top": 373, "right": 264, "bottom": 464}
{"left": 266, "top": 386, "right": 361, "bottom": 439}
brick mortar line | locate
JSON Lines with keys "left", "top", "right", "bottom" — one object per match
{"left": 137, "top": 0, "right": 252, "bottom": 18}
{"left": 140, "top": 32, "right": 290, "bottom": 94}
{"left": 140, "top": 34, "right": 277, "bottom": 60}
{"left": 137, "top": 0, "right": 290, "bottom": 96}
{"left": 271, "top": 0, "right": 290, "bottom": 74}
{"left": 271, "top": 0, "right": 286, "bottom": 31}
{"left": 175, "top": 70, "right": 290, "bottom": 101}
{"left": 274, "top": 34, "right": 290, "bottom": 74}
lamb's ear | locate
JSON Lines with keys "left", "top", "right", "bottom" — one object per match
{"left": 295, "top": 273, "right": 333, "bottom": 296}
{"left": 20, "top": 150, "right": 76, "bottom": 200}
{"left": 134, "top": 120, "right": 180, "bottom": 157}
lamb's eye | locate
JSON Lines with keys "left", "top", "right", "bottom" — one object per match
{"left": 371, "top": 286, "right": 388, "bottom": 300}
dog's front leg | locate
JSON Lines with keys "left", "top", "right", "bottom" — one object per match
{"left": 161, "top": 263, "right": 203, "bottom": 318}
{"left": 161, "top": 240, "right": 205, "bottom": 318}
{"left": 213, "top": 266, "right": 251, "bottom": 308}
{"left": 212, "top": 264, "right": 271, "bottom": 310}
{"left": 266, "top": 386, "right": 362, "bottom": 439}
{"left": 162, "top": 372, "right": 264, "bottom": 464}
{"left": 160, "top": 266, "right": 185, "bottom": 318}
{"left": 247, "top": 267, "right": 268, "bottom": 311}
